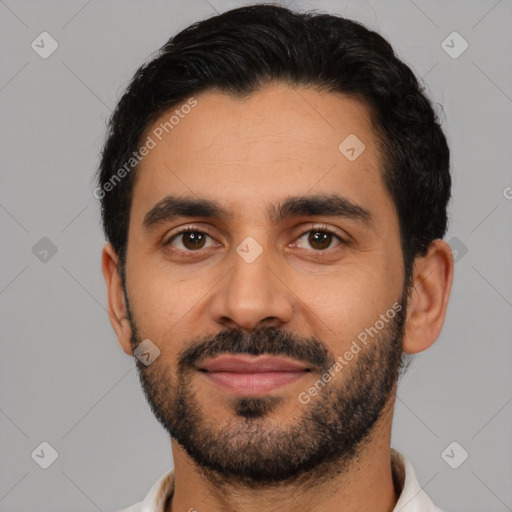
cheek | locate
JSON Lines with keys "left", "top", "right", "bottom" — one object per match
{"left": 126, "top": 259, "right": 221, "bottom": 362}
{"left": 125, "top": 259, "right": 188, "bottom": 337}
{"left": 296, "top": 265, "right": 397, "bottom": 345}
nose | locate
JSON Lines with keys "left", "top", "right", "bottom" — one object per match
{"left": 208, "top": 243, "right": 294, "bottom": 331}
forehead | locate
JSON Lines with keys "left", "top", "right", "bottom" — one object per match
{"left": 131, "top": 82, "right": 393, "bottom": 225}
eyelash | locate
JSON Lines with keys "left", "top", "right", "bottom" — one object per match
{"left": 164, "top": 224, "right": 346, "bottom": 254}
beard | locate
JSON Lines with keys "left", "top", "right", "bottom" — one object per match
{"left": 126, "top": 293, "right": 408, "bottom": 489}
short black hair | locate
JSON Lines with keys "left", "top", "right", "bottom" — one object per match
{"left": 96, "top": 3, "right": 450, "bottom": 287}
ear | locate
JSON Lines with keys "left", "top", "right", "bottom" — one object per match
{"left": 101, "top": 243, "right": 134, "bottom": 356}
{"left": 402, "top": 239, "right": 454, "bottom": 354}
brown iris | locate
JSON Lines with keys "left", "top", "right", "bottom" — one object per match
{"left": 308, "top": 231, "right": 333, "bottom": 250}
{"left": 182, "top": 232, "right": 207, "bottom": 250}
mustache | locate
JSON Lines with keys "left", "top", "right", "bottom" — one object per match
{"left": 178, "top": 326, "right": 334, "bottom": 372}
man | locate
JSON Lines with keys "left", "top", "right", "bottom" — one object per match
{"left": 98, "top": 4, "right": 453, "bottom": 511}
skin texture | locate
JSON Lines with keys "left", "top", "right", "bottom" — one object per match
{"left": 102, "top": 82, "right": 454, "bottom": 512}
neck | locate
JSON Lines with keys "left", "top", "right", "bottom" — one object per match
{"left": 168, "top": 399, "right": 398, "bottom": 512}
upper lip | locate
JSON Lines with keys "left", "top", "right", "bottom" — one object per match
{"left": 199, "top": 354, "right": 310, "bottom": 373}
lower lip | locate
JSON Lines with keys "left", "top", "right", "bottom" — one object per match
{"left": 202, "top": 371, "right": 307, "bottom": 396}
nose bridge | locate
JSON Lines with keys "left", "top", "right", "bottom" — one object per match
{"left": 209, "top": 236, "right": 293, "bottom": 329}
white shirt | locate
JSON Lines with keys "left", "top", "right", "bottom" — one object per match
{"left": 116, "top": 449, "right": 444, "bottom": 512}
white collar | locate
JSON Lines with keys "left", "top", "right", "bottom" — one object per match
{"left": 391, "top": 449, "right": 444, "bottom": 511}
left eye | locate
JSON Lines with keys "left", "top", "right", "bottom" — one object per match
{"left": 167, "top": 231, "right": 217, "bottom": 251}
{"left": 295, "top": 230, "right": 343, "bottom": 251}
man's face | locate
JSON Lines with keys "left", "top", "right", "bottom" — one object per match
{"left": 122, "top": 82, "right": 408, "bottom": 485}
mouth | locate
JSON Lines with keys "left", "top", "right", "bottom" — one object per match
{"left": 197, "top": 354, "right": 311, "bottom": 396}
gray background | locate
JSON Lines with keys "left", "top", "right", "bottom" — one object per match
{"left": 1, "top": 0, "right": 511, "bottom": 510}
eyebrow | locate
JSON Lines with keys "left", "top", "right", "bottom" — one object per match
{"left": 142, "top": 193, "right": 373, "bottom": 230}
